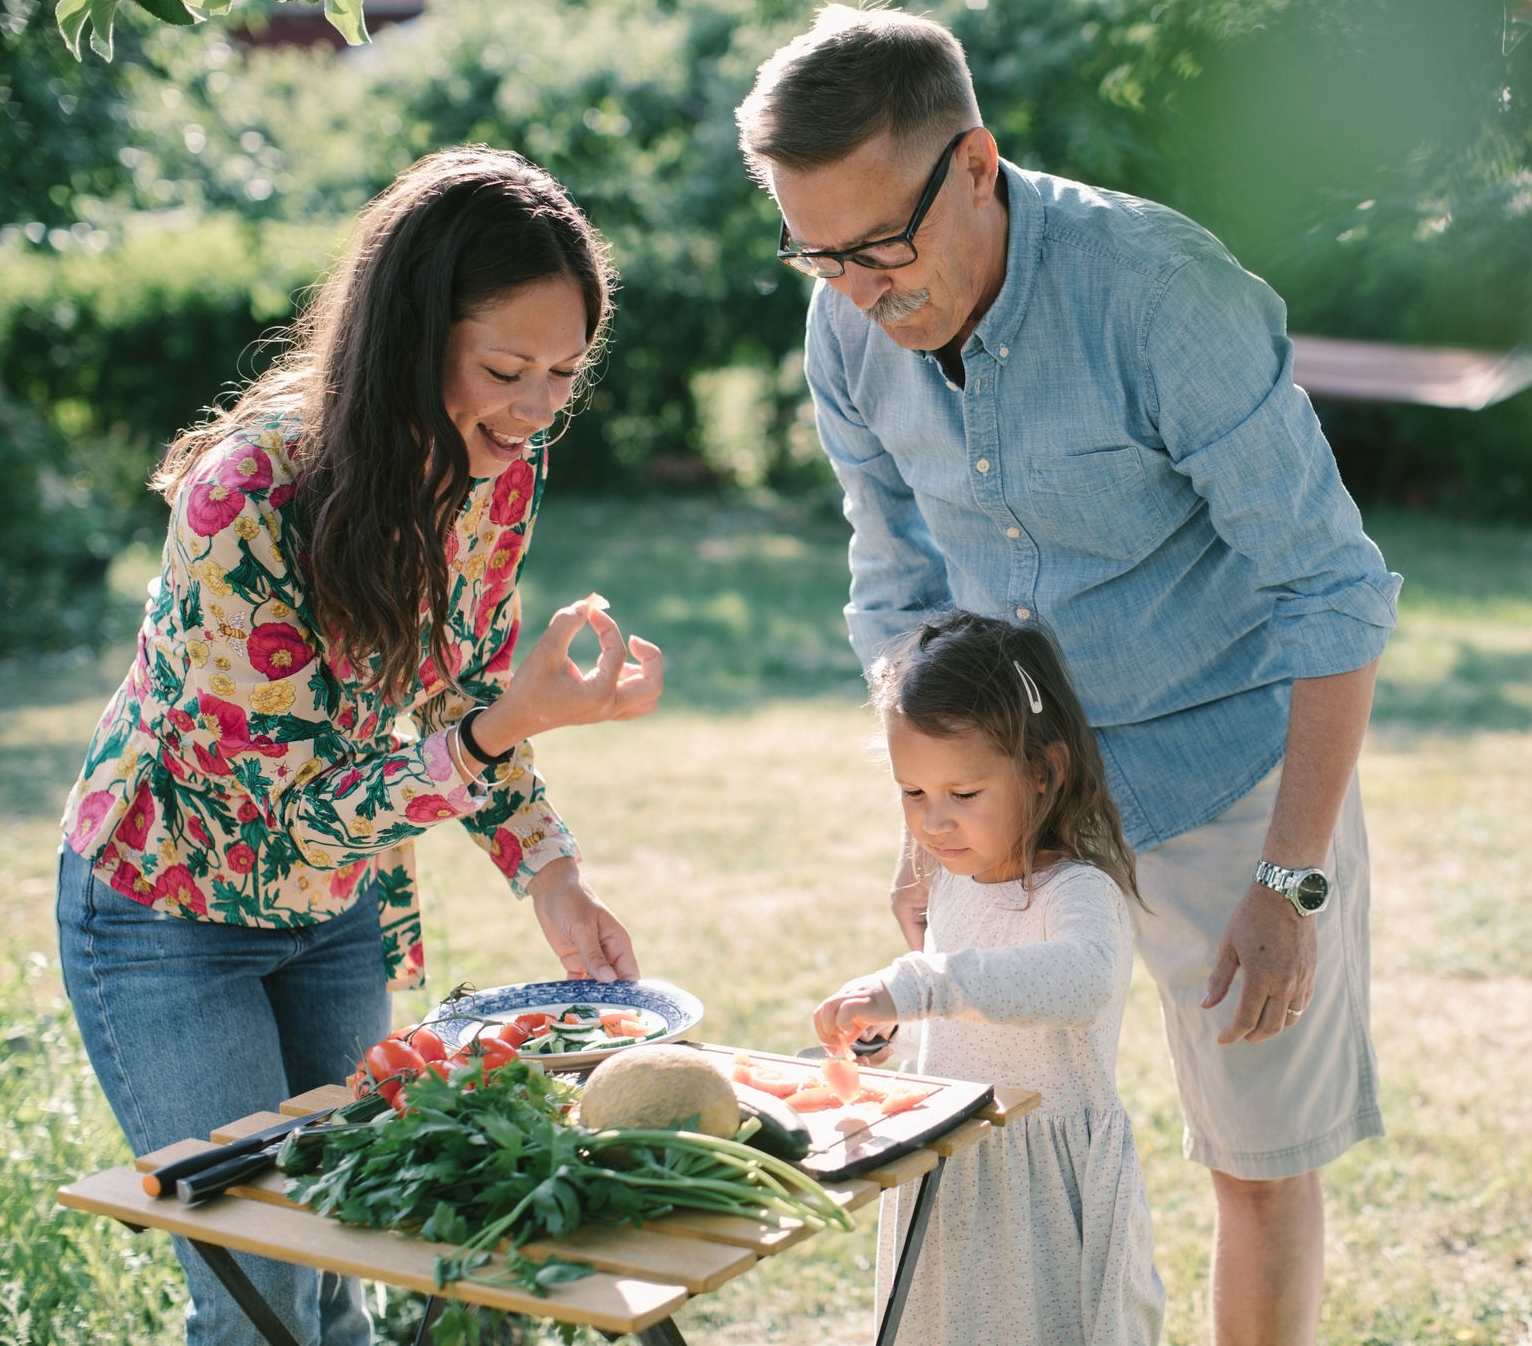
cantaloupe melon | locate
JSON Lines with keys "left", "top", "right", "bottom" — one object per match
{"left": 577, "top": 1044, "right": 740, "bottom": 1137}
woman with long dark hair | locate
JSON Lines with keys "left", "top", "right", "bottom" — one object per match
{"left": 56, "top": 146, "right": 661, "bottom": 1344}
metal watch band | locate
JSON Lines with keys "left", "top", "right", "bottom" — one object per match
{"left": 1253, "top": 859, "right": 1330, "bottom": 916}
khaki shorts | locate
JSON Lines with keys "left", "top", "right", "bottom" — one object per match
{"left": 1131, "top": 767, "right": 1384, "bottom": 1180}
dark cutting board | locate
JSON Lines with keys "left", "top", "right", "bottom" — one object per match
{"left": 692, "top": 1044, "right": 995, "bottom": 1183}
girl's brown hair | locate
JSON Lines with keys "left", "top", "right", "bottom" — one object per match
{"left": 154, "top": 145, "right": 616, "bottom": 703}
{"left": 869, "top": 611, "right": 1145, "bottom": 907}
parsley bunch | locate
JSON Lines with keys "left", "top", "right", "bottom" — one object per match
{"left": 287, "top": 1059, "right": 852, "bottom": 1298}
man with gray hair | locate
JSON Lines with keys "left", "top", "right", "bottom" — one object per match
{"left": 738, "top": 8, "right": 1400, "bottom": 1344}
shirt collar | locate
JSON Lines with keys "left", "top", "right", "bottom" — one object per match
{"left": 964, "top": 160, "right": 1044, "bottom": 365}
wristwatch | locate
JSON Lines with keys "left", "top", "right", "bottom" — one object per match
{"left": 1253, "top": 860, "right": 1331, "bottom": 917}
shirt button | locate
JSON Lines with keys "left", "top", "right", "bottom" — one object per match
{"left": 1015, "top": 607, "right": 1032, "bottom": 620}
{"left": 975, "top": 458, "right": 991, "bottom": 474}
{"left": 998, "top": 346, "right": 1009, "bottom": 358}
{"left": 945, "top": 380, "right": 960, "bottom": 392}
{"left": 1005, "top": 527, "right": 1020, "bottom": 539}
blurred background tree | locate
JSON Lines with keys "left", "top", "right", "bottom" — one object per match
{"left": 2, "top": 0, "right": 1530, "bottom": 653}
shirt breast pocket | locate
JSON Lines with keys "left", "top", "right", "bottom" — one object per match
{"left": 1018, "top": 445, "right": 1168, "bottom": 563}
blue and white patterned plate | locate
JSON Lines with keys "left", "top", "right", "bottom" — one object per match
{"left": 422, "top": 978, "right": 705, "bottom": 1069}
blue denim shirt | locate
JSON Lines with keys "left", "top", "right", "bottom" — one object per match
{"left": 804, "top": 162, "right": 1401, "bottom": 852}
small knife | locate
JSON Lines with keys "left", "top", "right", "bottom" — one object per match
{"left": 142, "top": 1107, "right": 335, "bottom": 1199}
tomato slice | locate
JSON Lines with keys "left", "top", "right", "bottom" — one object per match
{"left": 512, "top": 1013, "right": 553, "bottom": 1032}
{"left": 498, "top": 1023, "right": 531, "bottom": 1048}
{"left": 744, "top": 1071, "right": 802, "bottom": 1099}
{"left": 879, "top": 1087, "right": 934, "bottom": 1115}
{"left": 820, "top": 1056, "right": 862, "bottom": 1104}
{"left": 784, "top": 1085, "right": 842, "bottom": 1111}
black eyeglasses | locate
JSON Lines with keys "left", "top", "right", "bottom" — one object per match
{"left": 776, "top": 129, "right": 976, "bottom": 279}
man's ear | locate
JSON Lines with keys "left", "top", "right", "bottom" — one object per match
{"left": 961, "top": 128, "right": 1001, "bottom": 205}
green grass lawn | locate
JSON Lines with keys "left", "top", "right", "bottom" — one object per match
{"left": 3, "top": 499, "right": 1530, "bottom": 1344}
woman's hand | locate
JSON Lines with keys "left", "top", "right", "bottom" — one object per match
{"left": 526, "top": 856, "right": 640, "bottom": 984}
{"left": 813, "top": 974, "right": 898, "bottom": 1058}
{"left": 475, "top": 596, "right": 663, "bottom": 755}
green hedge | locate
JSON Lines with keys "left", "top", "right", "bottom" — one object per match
{"left": 2, "top": 0, "right": 1529, "bottom": 655}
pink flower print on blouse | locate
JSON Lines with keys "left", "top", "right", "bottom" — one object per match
{"left": 489, "top": 827, "right": 524, "bottom": 876}
{"left": 248, "top": 624, "right": 315, "bottom": 680}
{"left": 226, "top": 842, "right": 256, "bottom": 874}
{"left": 197, "top": 695, "right": 253, "bottom": 754}
{"left": 117, "top": 779, "right": 156, "bottom": 851}
{"left": 219, "top": 446, "right": 274, "bottom": 493}
{"left": 421, "top": 732, "right": 455, "bottom": 784}
{"left": 187, "top": 815, "right": 214, "bottom": 849}
{"left": 488, "top": 459, "right": 535, "bottom": 526}
{"left": 70, "top": 791, "right": 114, "bottom": 852}
{"left": 485, "top": 622, "right": 519, "bottom": 675}
{"left": 155, "top": 864, "right": 207, "bottom": 915}
{"left": 406, "top": 795, "right": 457, "bottom": 825}
{"left": 186, "top": 480, "right": 249, "bottom": 537}
{"left": 329, "top": 859, "right": 369, "bottom": 900}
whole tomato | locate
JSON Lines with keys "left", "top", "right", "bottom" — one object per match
{"left": 360, "top": 1037, "right": 427, "bottom": 1105}
{"left": 408, "top": 1026, "right": 448, "bottom": 1063}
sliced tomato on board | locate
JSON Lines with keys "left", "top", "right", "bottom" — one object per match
{"left": 820, "top": 1055, "right": 862, "bottom": 1104}
{"left": 783, "top": 1085, "right": 843, "bottom": 1111}
{"left": 879, "top": 1086, "right": 935, "bottom": 1115}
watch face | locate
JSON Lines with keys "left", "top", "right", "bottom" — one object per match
{"left": 1294, "top": 872, "right": 1329, "bottom": 911}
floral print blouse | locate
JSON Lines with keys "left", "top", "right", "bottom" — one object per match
{"left": 59, "top": 418, "right": 577, "bottom": 990}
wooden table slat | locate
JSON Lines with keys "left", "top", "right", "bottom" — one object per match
{"left": 59, "top": 1168, "right": 687, "bottom": 1335}
{"left": 859, "top": 1147, "right": 939, "bottom": 1190}
{"left": 280, "top": 1085, "right": 353, "bottom": 1116}
{"left": 637, "top": 1207, "right": 813, "bottom": 1255}
{"left": 927, "top": 1117, "right": 990, "bottom": 1158}
{"left": 520, "top": 1225, "right": 755, "bottom": 1296}
{"left": 982, "top": 1086, "right": 1042, "bottom": 1127}
{"left": 211, "top": 1111, "right": 288, "bottom": 1145}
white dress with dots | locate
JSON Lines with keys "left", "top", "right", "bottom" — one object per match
{"left": 876, "top": 861, "right": 1164, "bottom": 1346}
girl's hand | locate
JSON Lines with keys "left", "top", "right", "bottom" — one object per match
{"left": 526, "top": 856, "right": 640, "bottom": 984}
{"left": 813, "top": 975, "right": 898, "bottom": 1057}
{"left": 475, "top": 596, "right": 663, "bottom": 754}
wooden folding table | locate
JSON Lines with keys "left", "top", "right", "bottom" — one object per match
{"left": 58, "top": 1049, "right": 1039, "bottom": 1344}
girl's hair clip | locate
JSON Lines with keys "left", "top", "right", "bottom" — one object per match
{"left": 1012, "top": 660, "right": 1043, "bottom": 714}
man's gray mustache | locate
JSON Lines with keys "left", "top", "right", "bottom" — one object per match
{"left": 865, "top": 288, "right": 929, "bottom": 325}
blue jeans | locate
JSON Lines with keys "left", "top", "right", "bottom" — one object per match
{"left": 56, "top": 841, "right": 391, "bottom": 1346}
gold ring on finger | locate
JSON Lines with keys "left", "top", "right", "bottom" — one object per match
{"left": 1284, "top": 1007, "right": 1302, "bottom": 1019}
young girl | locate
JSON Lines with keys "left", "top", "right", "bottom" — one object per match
{"left": 814, "top": 611, "right": 1164, "bottom": 1346}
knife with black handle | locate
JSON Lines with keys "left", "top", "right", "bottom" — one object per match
{"left": 141, "top": 1107, "right": 337, "bottom": 1199}
{"left": 174, "top": 1143, "right": 290, "bottom": 1205}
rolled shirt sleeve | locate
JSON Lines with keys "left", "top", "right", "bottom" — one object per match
{"left": 1145, "top": 254, "right": 1401, "bottom": 681}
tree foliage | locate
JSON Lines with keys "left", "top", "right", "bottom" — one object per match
{"left": 2, "top": 0, "right": 1531, "bottom": 649}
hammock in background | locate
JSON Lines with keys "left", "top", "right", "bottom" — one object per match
{"left": 1290, "top": 336, "right": 1532, "bottom": 411}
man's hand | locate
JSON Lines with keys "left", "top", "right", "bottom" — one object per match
{"left": 814, "top": 975, "right": 899, "bottom": 1057}
{"left": 526, "top": 856, "right": 640, "bottom": 984}
{"left": 1203, "top": 883, "right": 1317, "bottom": 1044}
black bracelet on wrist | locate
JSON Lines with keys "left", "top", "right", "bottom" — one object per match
{"left": 457, "top": 705, "right": 515, "bottom": 767}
